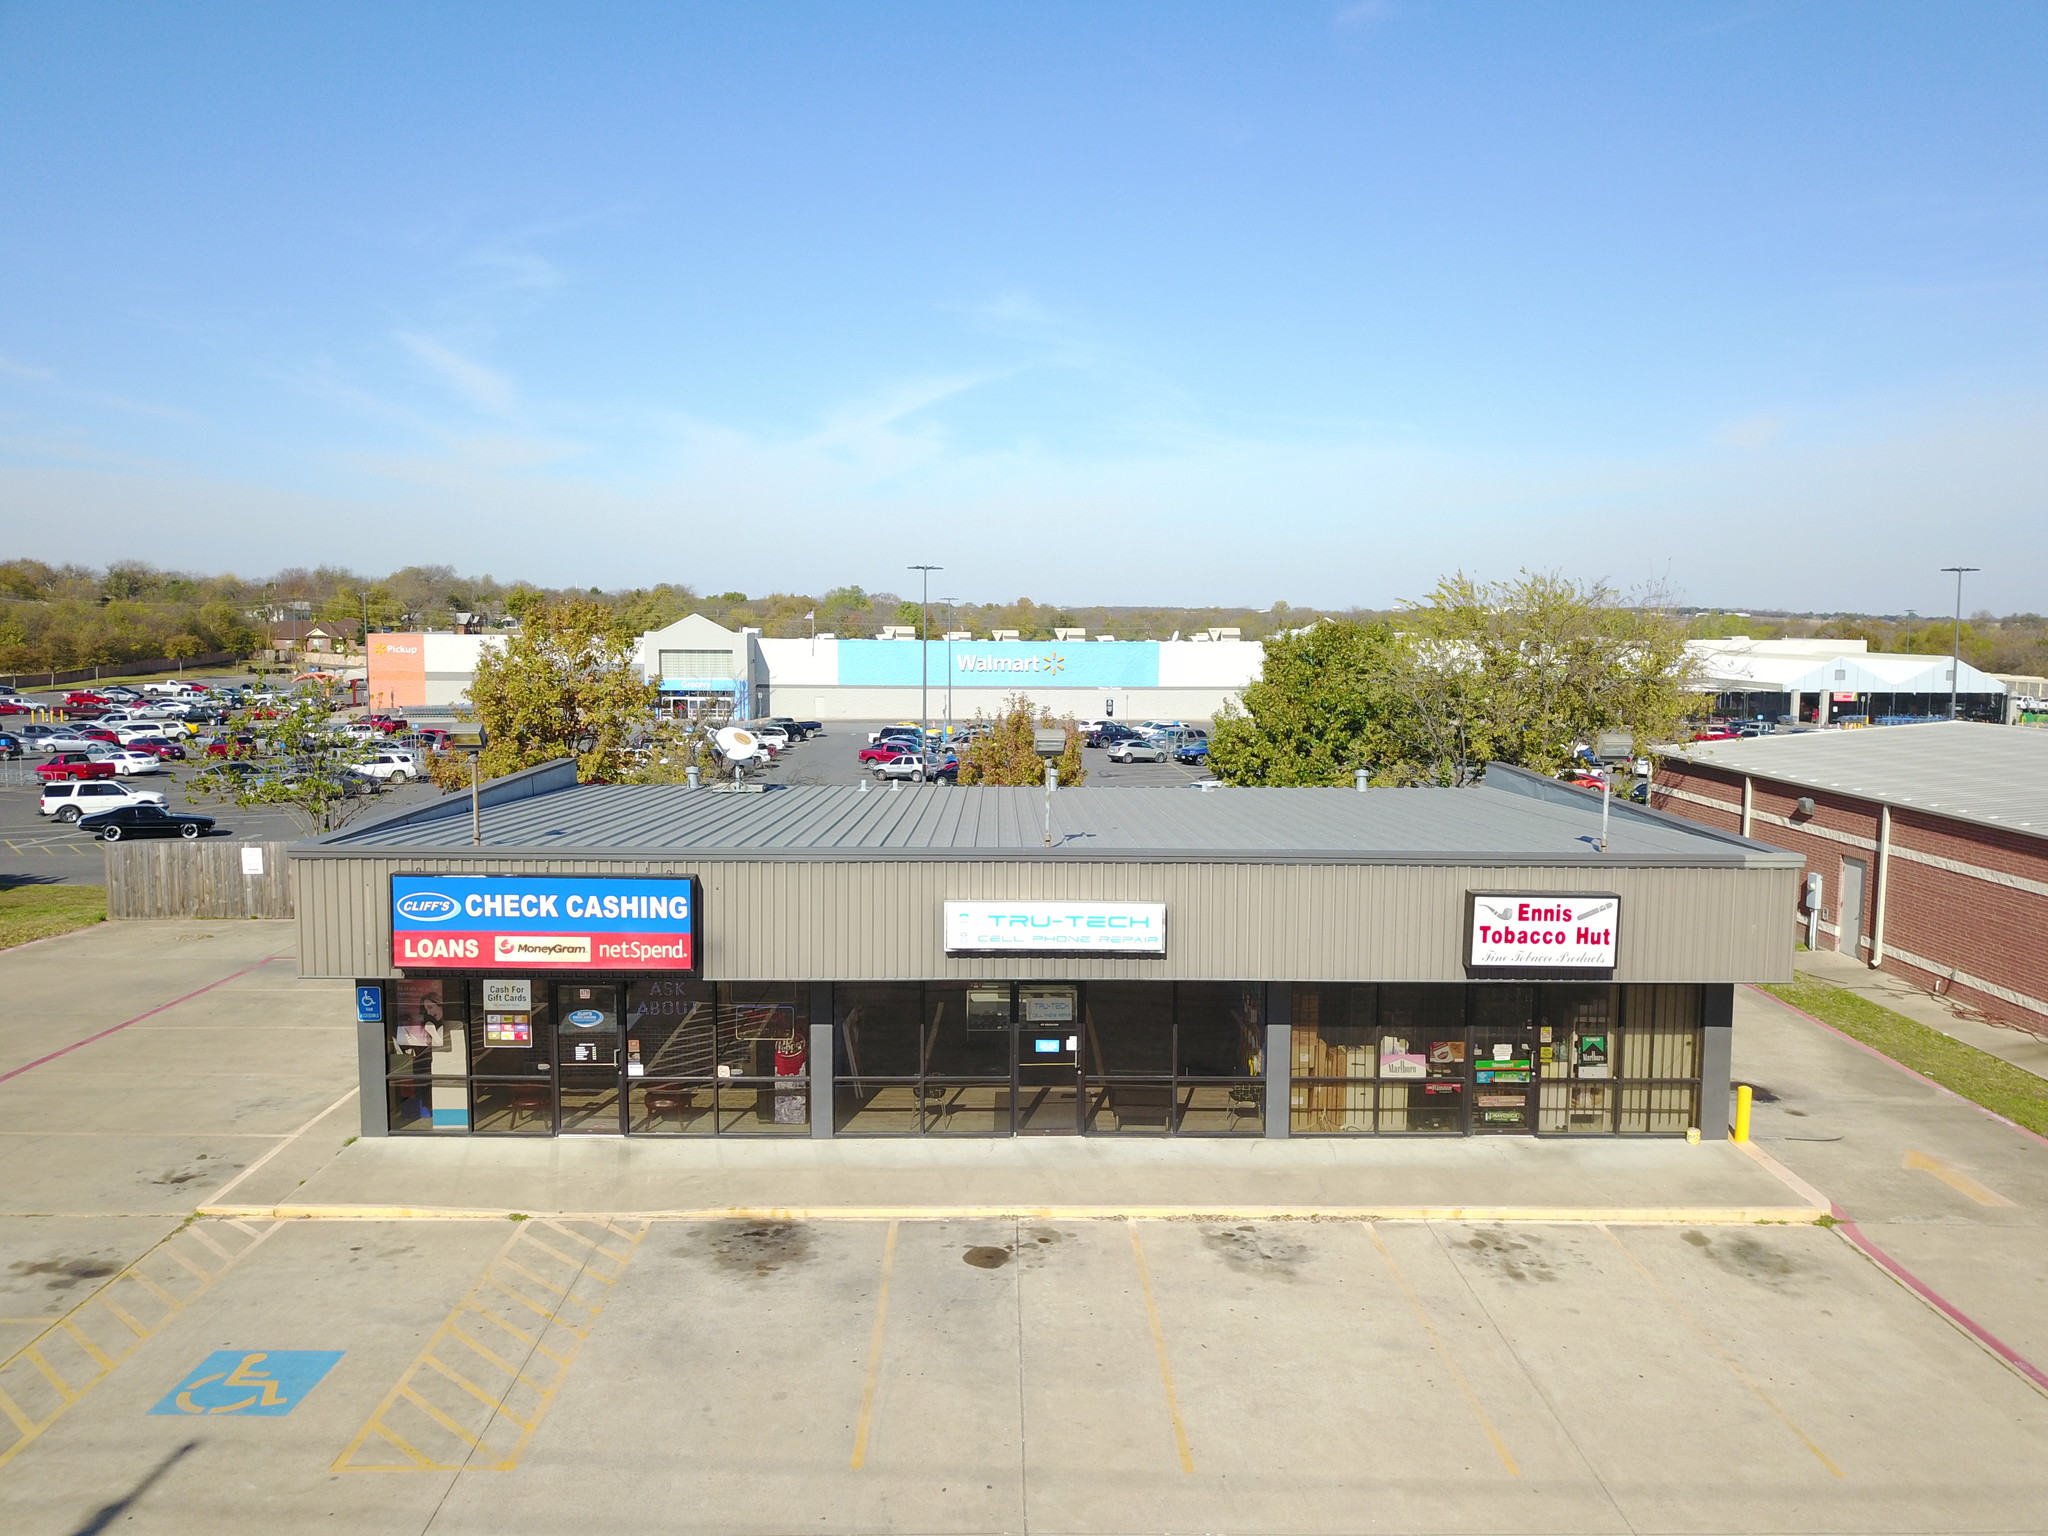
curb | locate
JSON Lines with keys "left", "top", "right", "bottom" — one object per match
{"left": 196, "top": 1202, "right": 1829, "bottom": 1225}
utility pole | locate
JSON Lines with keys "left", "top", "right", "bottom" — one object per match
{"left": 1940, "top": 565, "right": 1980, "bottom": 720}
{"left": 941, "top": 598, "right": 961, "bottom": 746}
{"left": 909, "top": 564, "right": 941, "bottom": 755}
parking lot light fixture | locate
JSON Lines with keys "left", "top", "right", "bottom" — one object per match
{"left": 908, "top": 565, "right": 941, "bottom": 753}
{"left": 1940, "top": 565, "right": 1979, "bottom": 720}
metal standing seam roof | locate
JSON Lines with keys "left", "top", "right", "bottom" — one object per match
{"left": 297, "top": 780, "right": 1797, "bottom": 867}
{"left": 1666, "top": 721, "right": 2048, "bottom": 838}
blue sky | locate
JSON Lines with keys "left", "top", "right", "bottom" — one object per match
{"left": 1, "top": 2, "right": 2044, "bottom": 613}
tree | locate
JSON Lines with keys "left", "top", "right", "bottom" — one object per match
{"left": 1404, "top": 572, "right": 1699, "bottom": 777}
{"left": 1208, "top": 620, "right": 1409, "bottom": 786}
{"left": 891, "top": 599, "right": 926, "bottom": 633}
{"left": 164, "top": 634, "right": 201, "bottom": 671}
{"left": 187, "top": 686, "right": 377, "bottom": 833}
{"left": 1210, "top": 573, "right": 1701, "bottom": 788}
{"left": 465, "top": 598, "right": 655, "bottom": 783}
{"left": 955, "top": 694, "right": 1087, "bottom": 786}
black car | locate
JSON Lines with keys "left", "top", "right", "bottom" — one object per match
{"left": 765, "top": 716, "right": 810, "bottom": 742}
{"left": 0, "top": 732, "right": 19, "bottom": 759}
{"left": 77, "top": 804, "right": 216, "bottom": 842}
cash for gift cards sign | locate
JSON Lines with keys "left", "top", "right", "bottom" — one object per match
{"left": 944, "top": 901, "right": 1166, "bottom": 956}
{"left": 1466, "top": 893, "right": 1620, "bottom": 975}
{"left": 391, "top": 875, "right": 699, "bottom": 970}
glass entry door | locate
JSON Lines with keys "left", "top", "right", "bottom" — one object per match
{"left": 1469, "top": 987, "right": 1538, "bottom": 1133}
{"left": 554, "top": 983, "right": 623, "bottom": 1133}
{"left": 1014, "top": 984, "right": 1081, "bottom": 1134}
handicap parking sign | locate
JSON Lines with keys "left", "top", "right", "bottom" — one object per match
{"left": 150, "top": 1351, "right": 343, "bottom": 1416}
{"left": 356, "top": 986, "right": 384, "bottom": 1023}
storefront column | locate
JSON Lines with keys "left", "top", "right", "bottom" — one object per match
{"left": 1700, "top": 984, "right": 1734, "bottom": 1140}
{"left": 1263, "top": 982, "right": 1290, "bottom": 1139}
{"left": 355, "top": 981, "right": 389, "bottom": 1138}
{"left": 808, "top": 982, "right": 834, "bottom": 1139}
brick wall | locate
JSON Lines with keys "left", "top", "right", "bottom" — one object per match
{"left": 1653, "top": 761, "right": 2048, "bottom": 1035}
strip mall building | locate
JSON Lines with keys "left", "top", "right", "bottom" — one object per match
{"left": 295, "top": 765, "right": 1797, "bottom": 1144}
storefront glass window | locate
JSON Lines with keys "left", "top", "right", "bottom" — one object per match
{"left": 835, "top": 983, "right": 924, "bottom": 1133}
{"left": 1617, "top": 985, "right": 1702, "bottom": 1133}
{"left": 1290, "top": 984, "right": 1377, "bottom": 1133}
{"left": 385, "top": 979, "right": 469, "bottom": 1133}
{"left": 1376, "top": 984, "right": 1467, "bottom": 1133}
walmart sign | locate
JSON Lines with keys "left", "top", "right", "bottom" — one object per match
{"left": 837, "top": 640, "right": 1160, "bottom": 689}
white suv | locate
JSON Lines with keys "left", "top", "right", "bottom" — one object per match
{"left": 40, "top": 780, "right": 169, "bottom": 821}
{"left": 350, "top": 751, "right": 420, "bottom": 784}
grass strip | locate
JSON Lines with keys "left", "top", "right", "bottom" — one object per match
{"left": 1762, "top": 973, "right": 2048, "bottom": 1138}
{"left": 0, "top": 884, "right": 108, "bottom": 949}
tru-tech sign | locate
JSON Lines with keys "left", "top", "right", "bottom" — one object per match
{"left": 837, "top": 640, "right": 1160, "bottom": 689}
{"left": 390, "top": 875, "right": 699, "bottom": 971}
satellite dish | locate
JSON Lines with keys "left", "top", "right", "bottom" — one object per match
{"left": 715, "top": 726, "right": 760, "bottom": 762}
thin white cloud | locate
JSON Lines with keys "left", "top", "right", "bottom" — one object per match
{"left": 395, "top": 332, "right": 520, "bottom": 417}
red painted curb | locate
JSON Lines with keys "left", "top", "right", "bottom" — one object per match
{"left": 0, "top": 952, "right": 289, "bottom": 1084}
{"left": 1830, "top": 1207, "right": 2048, "bottom": 1397}
{"left": 1746, "top": 983, "right": 2048, "bottom": 1150}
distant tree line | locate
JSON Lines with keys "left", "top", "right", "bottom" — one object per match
{"left": 5, "top": 553, "right": 2043, "bottom": 679}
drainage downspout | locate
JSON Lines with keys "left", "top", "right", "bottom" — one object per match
{"left": 1740, "top": 775, "right": 1753, "bottom": 839}
{"left": 1871, "top": 803, "right": 1891, "bottom": 968}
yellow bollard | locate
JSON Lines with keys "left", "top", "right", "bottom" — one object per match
{"left": 1732, "top": 1083, "right": 1753, "bottom": 1144}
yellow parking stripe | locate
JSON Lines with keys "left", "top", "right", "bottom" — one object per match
{"left": 1128, "top": 1221, "right": 1196, "bottom": 1475}
{"left": 0, "top": 1218, "right": 279, "bottom": 1469}
{"left": 1601, "top": 1226, "right": 1843, "bottom": 1478}
{"left": 1369, "top": 1223, "right": 1521, "bottom": 1477}
{"left": 848, "top": 1221, "right": 899, "bottom": 1470}
{"left": 332, "top": 1217, "right": 646, "bottom": 1472}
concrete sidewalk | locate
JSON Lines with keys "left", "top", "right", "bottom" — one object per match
{"left": 204, "top": 1130, "right": 1821, "bottom": 1223}
{"left": 1793, "top": 946, "right": 2048, "bottom": 1079}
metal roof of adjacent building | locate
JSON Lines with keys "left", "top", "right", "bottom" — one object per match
{"left": 299, "top": 765, "right": 1795, "bottom": 868}
{"left": 1665, "top": 721, "right": 2048, "bottom": 838}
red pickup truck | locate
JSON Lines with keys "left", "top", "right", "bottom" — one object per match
{"left": 37, "top": 753, "right": 117, "bottom": 782}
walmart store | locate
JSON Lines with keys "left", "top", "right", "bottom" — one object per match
{"left": 297, "top": 763, "right": 1797, "bottom": 1144}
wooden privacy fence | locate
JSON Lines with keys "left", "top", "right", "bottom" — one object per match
{"left": 105, "top": 840, "right": 295, "bottom": 919}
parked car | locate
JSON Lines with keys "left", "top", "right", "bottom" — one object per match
{"left": 1085, "top": 723, "right": 1144, "bottom": 749}
{"left": 122, "top": 735, "right": 188, "bottom": 761}
{"left": 36, "top": 752, "right": 118, "bottom": 782}
{"left": 1173, "top": 741, "right": 1209, "bottom": 764}
{"left": 397, "top": 728, "right": 454, "bottom": 752}
{"left": 361, "top": 713, "right": 409, "bottom": 734}
{"left": 745, "top": 722, "right": 791, "bottom": 750}
{"left": 204, "top": 733, "right": 258, "bottom": 757}
{"left": 1107, "top": 737, "right": 1169, "bottom": 764}
{"left": 86, "top": 747, "right": 163, "bottom": 776}
{"left": 867, "top": 722, "right": 926, "bottom": 745}
{"left": 16, "top": 723, "right": 65, "bottom": 746}
{"left": 764, "top": 717, "right": 810, "bottom": 742}
{"left": 874, "top": 749, "right": 956, "bottom": 783}
{"left": 41, "top": 779, "right": 169, "bottom": 820}
{"left": 0, "top": 732, "right": 19, "bottom": 759}
{"left": 79, "top": 804, "right": 216, "bottom": 842}
{"left": 1690, "top": 727, "right": 1742, "bottom": 742}
{"left": 75, "top": 727, "right": 120, "bottom": 745}
{"left": 0, "top": 699, "right": 30, "bottom": 716}
{"left": 795, "top": 720, "right": 824, "bottom": 737}
{"left": 857, "top": 741, "right": 916, "bottom": 765}
{"left": 350, "top": 752, "right": 421, "bottom": 784}
{"left": 63, "top": 691, "right": 110, "bottom": 706}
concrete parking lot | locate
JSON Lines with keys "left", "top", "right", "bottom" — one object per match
{"left": 2, "top": 921, "right": 2046, "bottom": 1535}
{"left": 0, "top": 757, "right": 442, "bottom": 887}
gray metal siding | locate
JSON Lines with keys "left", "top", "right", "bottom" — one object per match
{"left": 297, "top": 854, "right": 1796, "bottom": 985}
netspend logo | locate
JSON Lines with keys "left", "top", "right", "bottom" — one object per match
{"left": 394, "top": 890, "right": 461, "bottom": 923}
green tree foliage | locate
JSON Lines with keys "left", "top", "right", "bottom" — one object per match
{"left": 955, "top": 694, "right": 1087, "bottom": 786}
{"left": 1211, "top": 573, "right": 1700, "bottom": 787}
{"left": 891, "top": 599, "right": 926, "bottom": 633}
{"left": 465, "top": 598, "right": 655, "bottom": 783}
{"left": 1208, "top": 621, "right": 1408, "bottom": 786}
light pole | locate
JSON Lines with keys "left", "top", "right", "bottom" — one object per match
{"left": 1940, "top": 565, "right": 1980, "bottom": 720}
{"left": 940, "top": 598, "right": 961, "bottom": 745}
{"left": 908, "top": 564, "right": 941, "bottom": 752}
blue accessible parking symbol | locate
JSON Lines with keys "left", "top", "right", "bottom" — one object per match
{"left": 150, "top": 1351, "right": 343, "bottom": 1417}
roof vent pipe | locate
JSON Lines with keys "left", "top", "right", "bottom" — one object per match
{"left": 1795, "top": 796, "right": 1816, "bottom": 816}
{"left": 1354, "top": 768, "right": 1369, "bottom": 792}
{"left": 858, "top": 776, "right": 869, "bottom": 792}
{"left": 685, "top": 765, "right": 701, "bottom": 789}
